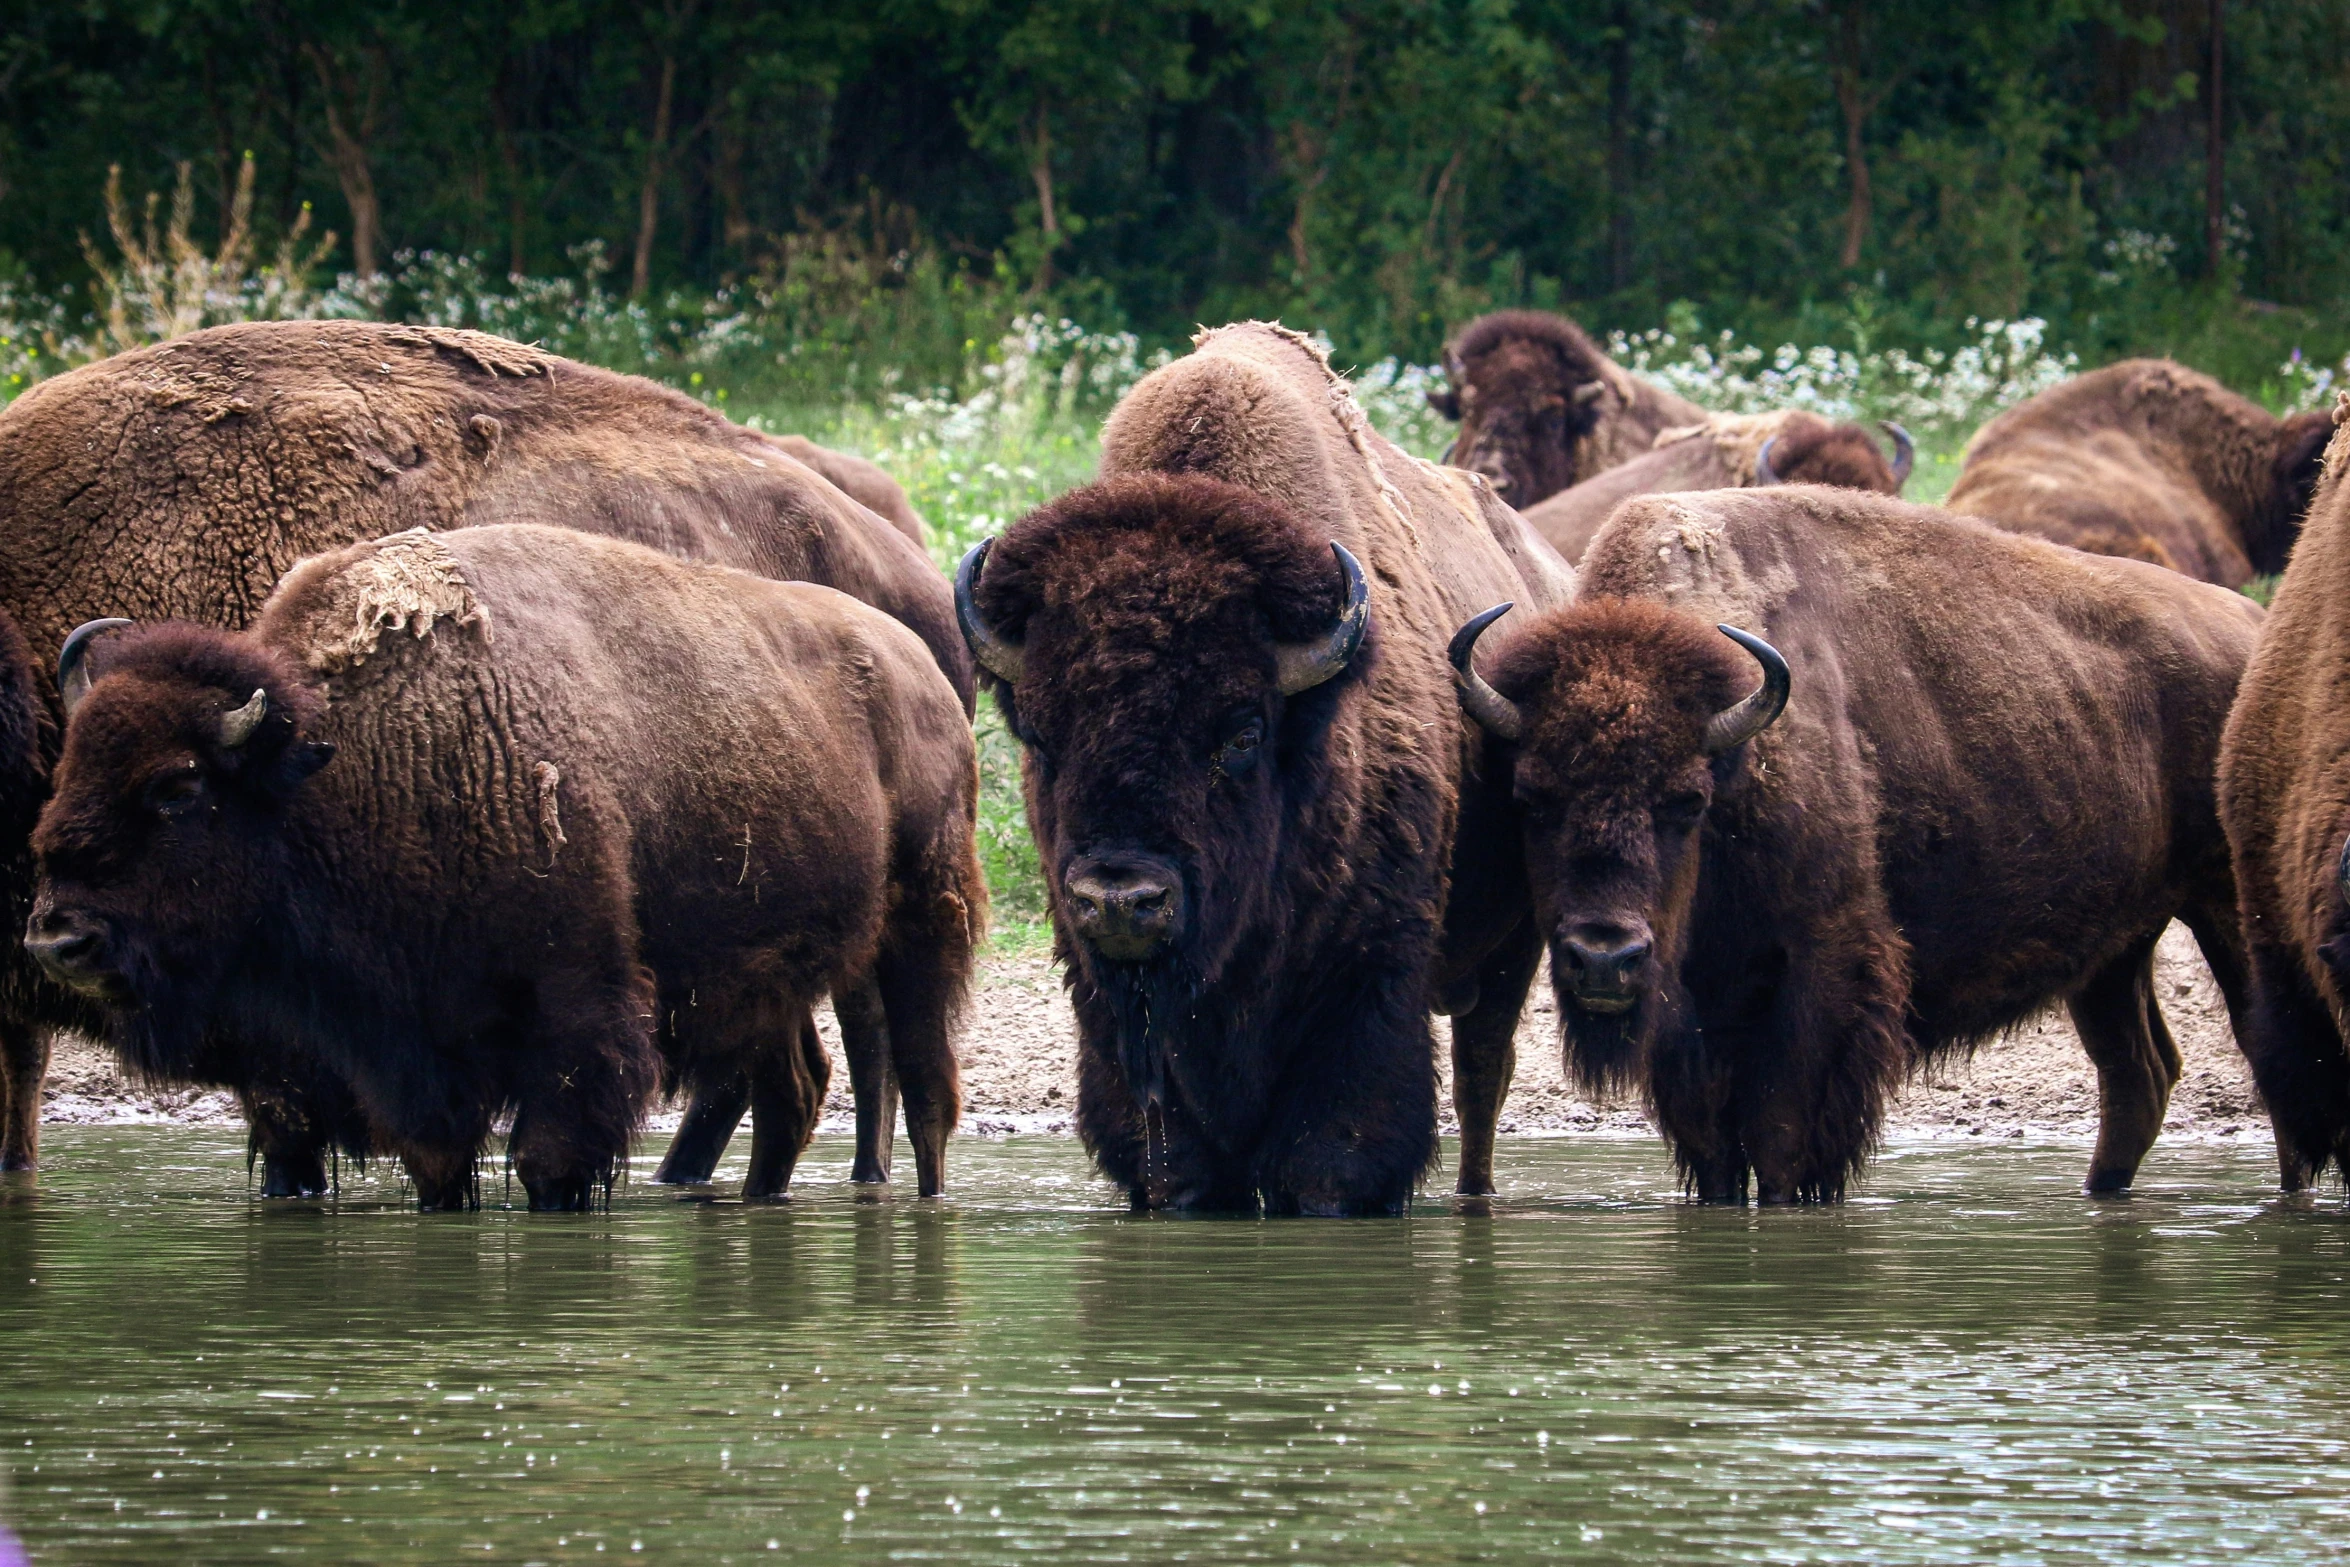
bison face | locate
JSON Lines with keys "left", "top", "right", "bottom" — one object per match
{"left": 958, "top": 474, "right": 1371, "bottom": 1102}
{"left": 27, "top": 624, "right": 332, "bottom": 1078}
{"left": 1449, "top": 599, "right": 1788, "bottom": 1089}
{"left": 1444, "top": 339, "right": 1604, "bottom": 507}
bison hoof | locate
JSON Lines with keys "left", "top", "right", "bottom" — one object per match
{"left": 258, "top": 1158, "right": 328, "bottom": 1199}
{"left": 2083, "top": 1169, "right": 2135, "bottom": 1196}
{"left": 0, "top": 1152, "right": 35, "bottom": 1174}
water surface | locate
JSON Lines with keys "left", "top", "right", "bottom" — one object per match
{"left": 1, "top": 1131, "right": 2345, "bottom": 1563}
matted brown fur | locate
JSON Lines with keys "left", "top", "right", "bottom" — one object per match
{"left": 29, "top": 526, "right": 982, "bottom": 1208}
{"left": 1429, "top": 310, "right": 1708, "bottom": 507}
{"left": 1522, "top": 410, "right": 1904, "bottom": 564}
{"left": 1484, "top": 487, "right": 2262, "bottom": 1200}
{"left": 975, "top": 321, "right": 1573, "bottom": 1212}
{"left": 1946, "top": 358, "right": 2332, "bottom": 586}
{"left": 2216, "top": 408, "right": 2350, "bottom": 1188}
{"left": 0, "top": 318, "right": 969, "bottom": 1181}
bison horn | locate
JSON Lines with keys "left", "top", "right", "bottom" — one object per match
{"left": 1448, "top": 603, "right": 1523, "bottom": 741}
{"left": 219, "top": 688, "right": 268, "bottom": 749}
{"left": 1273, "top": 542, "right": 1371, "bottom": 696}
{"left": 2337, "top": 831, "right": 2350, "bottom": 911}
{"left": 953, "top": 537, "right": 1026, "bottom": 686}
{"left": 1881, "top": 421, "right": 1915, "bottom": 488}
{"left": 1702, "top": 626, "right": 1791, "bottom": 756}
{"left": 57, "top": 618, "right": 134, "bottom": 717}
{"left": 1753, "top": 436, "right": 1782, "bottom": 486}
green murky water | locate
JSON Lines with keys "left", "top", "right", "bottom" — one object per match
{"left": 1, "top": 1130, "right": 2346, "bottom": 1564}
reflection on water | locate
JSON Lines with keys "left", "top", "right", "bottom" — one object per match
{"left": 1, "top": 1131, "right": 2347, "bottom": 1562}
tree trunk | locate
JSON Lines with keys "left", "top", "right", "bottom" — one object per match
{"left": 632, "top": 45, "right": 678, "bottom": 298}
{"left": 1832, "top": 0, "right": 1874, "bottom": 271}
{"left": 492, "top": 64, "right": 528, "bottom": 278}
{"left": 2205, "top": 0, "right": 2224, "bottom": 281}
{"left": 303, "top": 44, "right": 382, "bottom": 279}
{"left": 1027, "top": 100, "right": 1057, "bottom": 290}
{"left": 1606, "top": 0, "right": 1632, "bottom": 289}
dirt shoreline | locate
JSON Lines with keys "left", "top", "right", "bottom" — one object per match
{"left": 41, "top": 923, "right": 2269, "bottom": 1159}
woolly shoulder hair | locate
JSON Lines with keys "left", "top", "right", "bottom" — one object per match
{"left": 982, "top": 471, "right": 1350, "bottom": 643}
{"left": 1490, "top": 597, "right": 1753, "bottom": 717}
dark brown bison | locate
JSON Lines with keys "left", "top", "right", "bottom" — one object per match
{"left": 2216, "top": 407, "right": 2350, "bottom": 1189}
{"left": 1946, "top": 359, "right": 2332, "bottom": 586}
{"left": 1428, "top": 310, "right": 1708, "bottom": 507}
{"left": 770, "top": 434, "right": 928, "bottom": 546}
{"left": 1451, "top": 487, "right": 2261, "bottom": 1201}
{"left": 957, "top": 322, "right": 1574, "bottom": 1212}
{"left": 1521, "top": 411, "right": 1912, "bottom": 564}
{"left": 0, "top": 607, "right": 51, "bottom": 1170}
{"left": 0, "top": 318, "right": 969, "bottom": 1187}
{"left": 26, "top": 525, "right": 982, "bottom": 1208}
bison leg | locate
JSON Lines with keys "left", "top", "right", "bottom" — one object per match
{"left": 1450, "top": 918, "right": 1541, "bottom": 1197}
{"left": 1741, "top": 919, "right": 1909, "bottom": 1203}
{"left": 243, "top": 1093, "right": 331, "bottom": 1199}
{"left": 2237, "top": 942, "right": 2350, "bottom": 1192}
{"left": 2071, "top": 933, "right": 2182, "bottom": 1194}
{"left": 651, "top": 1071, "right": 751, "bottom": 1185}
{"left": 1260, "top": 974, "right": 1439, "bottom": 1216}
{"left": 0, "top": 1020, "right": 49, "bottom": 1172}
{"left": 743, "top": 1012, "right": 830, "bottom": 1202}
{"left": 836, "top": 979, "right": 900, "bottom": 1185}
{"left": 877, "top": 951, "right": 959, "bottom": 1200}
{"left": 1650, "top": 1025, "right": 1750, "bottom": 1202}
{"left": 509, "top": 969, "right": 662, "bottom": 1212}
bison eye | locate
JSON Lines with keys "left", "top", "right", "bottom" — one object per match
{"left": 145, "top": 769, "right": 205, "bottom": 818}
{"left": 1215, "top": 717, "right": 1265, "bottom": 777}
{"left": 1656, "top": 792, "right": 1707, "bottom": 829}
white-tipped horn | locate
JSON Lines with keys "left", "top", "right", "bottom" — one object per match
{"left": 219, "top": 688, "right": 268, "bottom": 749}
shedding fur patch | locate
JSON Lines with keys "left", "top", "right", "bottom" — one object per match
{"left": 2324, "top": 394, "right": 2350, "bottom": 491}
{"left": 535, "top": 762, "right": 567, "bottom": 866}
{"left": 1651, "top": 410, "right": 1797, "bottom": 485}
{"left": 304, "top": 527, "right": 491, "bottom": 673}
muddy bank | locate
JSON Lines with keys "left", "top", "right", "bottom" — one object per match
{"left": 43, "top": 924, "right": 2266, "bottom": 1156}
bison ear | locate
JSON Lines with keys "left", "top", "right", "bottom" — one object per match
{"left": 1426, "top": 383, "right": 1461, "bottom": 421}
{"left": 272, "top": 740, "right": 335, "bottom": 793}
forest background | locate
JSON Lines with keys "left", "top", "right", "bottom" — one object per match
{"left": 0, "top": 0, "right": 2343, "bottom": 920}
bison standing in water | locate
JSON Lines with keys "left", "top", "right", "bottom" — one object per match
{"left": 1451, "top": 487, "right": 2261, "bottom": 1201}
{"left": 958, "top": 323, "right": 1573, "bottom": 1212}
{"left": 0, "top": 319, "right": 966, "bottom": 1189}
{"left": 1521, "top": 410, "right": 1912, "bottom": 564}
{"left": 27, "top": 526, "right": 982, "bottom": 1208}
{"left": 2217, "top": 408, "right": 2350, "bottom": 1189}
{"left": 1427, "top": 310, "right": 1706, "bottom": 506}
{"left": 1946, "top": 359, "right": 2332, "bottom": 586}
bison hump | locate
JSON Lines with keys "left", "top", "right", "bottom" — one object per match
{"left": 293, "top": 527, "right": 492, "bottom": 674}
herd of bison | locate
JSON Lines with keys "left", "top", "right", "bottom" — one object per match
{"left": 0, "top": 312, "right": 2341, "bottom": 1216}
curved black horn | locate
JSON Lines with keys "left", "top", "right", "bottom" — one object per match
{"left": 1448, "top": 603, "right": 1523, "bottom": 741}
{"left": 1881, "top": 421, "right": 1915, "bottom": 488}
{"left": 1753, "top": 435, "right": 1782, "bottom": 486}
{"left": 954, "top": 537, "right": 1025, "bottom": 686}
{"left": 2337, "top": 830, "right": 2350, "bottom": 911}
{"left": 57, "top": 617, "right": 133, "bottom": 717}
{"left": 1273, "top": 542, "right": 1371, "bottom": 696}
{"left": 1702, "top": 625, "right": 1791, "bottom": 756}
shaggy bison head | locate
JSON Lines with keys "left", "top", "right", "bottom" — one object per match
{"left": 1449, "top": 598, "right": 1787, "bottom": 1084}
{"left": 26, "top": 621, "right": 334, "bottom": 1077}
{"left": 1428, "top": 312, "right": 1620, "bottom": 505}
{"left": 956, "top": 473, "right": 1370, "bottom": 1102}
{"left": 1753, "top": 416, "right": 1913, "bottom": 494}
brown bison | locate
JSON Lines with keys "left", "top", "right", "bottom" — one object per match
{"left": 770, "top": 434, "right": 929, "bottom": 546}
{"left": 2216, "top": 406, "right": 2350, "bottom": 1189}
{"left": 1428, "top": 310, "right": 1707, "bottom": 507}
{"left": 26, "top": 526, "right": 982, "bottom": 1208}
{"left": 1450, "top": 487, "right": 2261, "bottom": 1201}
{"left": 0, "top": 318, "right": 967, "bottom": 1188}
{"left": 1521, "top": 411, "right": 1913, "bottom": 564}
{"left": 957, "top": 322, "right": 1574, "bottom": 1212}
{"left": 1946, "top": 359, "right": 2332, "bottom": 586}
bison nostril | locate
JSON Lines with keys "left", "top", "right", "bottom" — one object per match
{"left": 1064, "top": 859, "right": 1185, "bottom": 960}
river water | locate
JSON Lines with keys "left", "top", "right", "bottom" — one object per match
{"left": 0, "top": 1130, "right": 2344, "bottom": 1564}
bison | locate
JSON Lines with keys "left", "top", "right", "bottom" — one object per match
{"left": 1945, "top": 358, "right": 2332, "bottom": 587}
{"left": 770, "top": 434, "right": 929, "bottom": 546}
{"left": 957, "top": 322, "right": 1574, "bottom": 1212}
{"left": 1450, "top": 486, "right": 2262, "bottom": 1201}
{"left": 2216, "top": 404, "right": 2350, "bottom": 1189}
{"left": 1521, "top": 411, "right": 1913, "bottom": 564}
{"left": 1427, "top": 310, "right": 1708, "bottom": 507}
{"left": 26, "top": 525, "right": 982, "bottom": 1208}
{"left": 0, "top": 318, "right": 966, "bottom": 1189}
